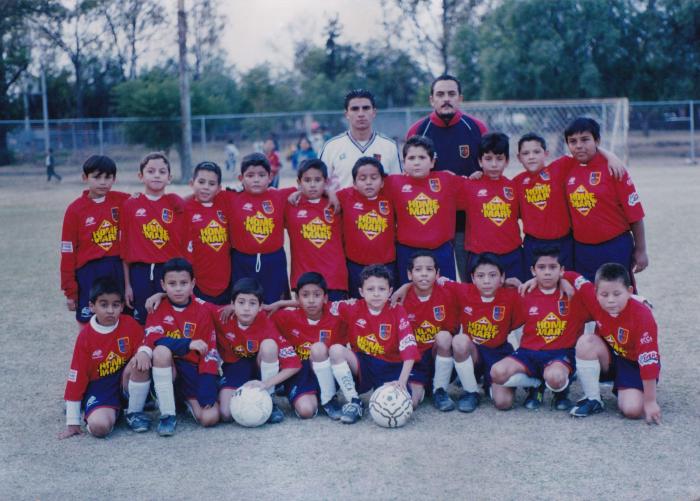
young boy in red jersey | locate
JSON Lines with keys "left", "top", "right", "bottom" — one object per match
{"left": 60, "top": 278, "right": 151, "bottom": 439}
{"left": 285, "top": 159, "right": 348, "bottom": 300}
{"left": 337, "top": 156, "right": 397, "bottom": 297}
{"left": 185, "top": 161, "right": 231, "bottom": 305}
{"left": 214, "top": 278, "right": 301, "bottom": 424}
{"left": 136, "top": 258, "right": 220, "bottom": 436}
{"left": 121, "top": 152, "right": 186, "bottom": 324}
{"left": 490, "top": 247, "right": 589, "bottom": 411}
{"left": 385, "top": 136, "right": 470, "bottom": 284}
{"left": 223, "top": 153, "right": 296, "bottom": 304}
{"left": 566, "top": 264, "right": 661, "bottom": 423}
{"left": 61, "top": 155, "right": 130, "bottom": 323}
{"left": 270, "top": 272, "right": 346, "bottom": 419}
{"left": 561, "top": 117, "right": 648, "bottom": 283}
{"left": 327, "top": 265, "right": 420, "bottom": 424}
{"left": 462, "top": 133, "right": 525, "bottom": 281}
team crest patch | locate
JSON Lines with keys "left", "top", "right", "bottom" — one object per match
{"left": 319, "top": 329, "right": 331, "bottom": 343}
{"left": 117, "top": 337, "right": 129, "bottom": 354}
{"left": 217, "top": 210, "right": 227, "bottom": 222}
{"left": 111, "top": 207, "right": 120, "bottom": 221}
{"left": 161, "top": 208, "right": 173, "bottom": 223}
{"left": 503, "top": 187, "right": 514, "bottom": 200}
{"left": 183, "top": 322, "right": 196, "bottom": 339}
{"left": 429, "top": 178, "right": 441, "bottom": 192}
{"left": 323, "top": 207, "right": 334, "bottom": 223}
{"left": 558, "top": 300, "right": 569, "bottom": 316}
{"left": 378, "top": 324, "right": 392, "bottom": 340}
{"left": 459, "top": 144, "right": 470, "bottom": 158}
{"left": 589, "top": 172, "right": 601, "bottom": 186}
{"left": 617, "top": 327, "right": 629, "bottom": 344}
{"left": 378, "top": 200, "right": 390, "bottom": 215}
{"left": 493, "top": 305, "right": 505, "bottom": 321}
{"left": 373, "top": 153, "right": 382, "bottom": 161}
{"left": 262, "top": 200, "right": 274, "bottom": 214}
{"left": 539, "top": 169, "right": 550, "bottom": 181}
{"left": 247, "top": 339, "right": 259, "bottom": 352}
{"left": 433, "top": 305, "right": 445, "bottom": 321}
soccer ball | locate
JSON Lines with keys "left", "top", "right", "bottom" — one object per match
{"left": 369, "top": 385, "right": 413, "bottom": 428}
{"left": 229, "top": 386, "right": 272, "bottom": 427}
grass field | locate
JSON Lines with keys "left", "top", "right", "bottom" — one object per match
{"left": 0, "top": 157, "right": 698, "bottom": 500}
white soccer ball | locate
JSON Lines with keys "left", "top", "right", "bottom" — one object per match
{"left": 369, "top": 385, "right": 413, "bottom": 428}
{"left": 230, "top": 386, "right": 272, "bottom": 427}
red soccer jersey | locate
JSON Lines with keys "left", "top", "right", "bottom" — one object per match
{"left": 64, "top": 314, "right": 144, "bottom": 401}
{"left": 223, "top": 187, "right": 296, "bottom": 254}
{"left": 563, "top": 152, "right": 645, "bottom": 244}
{"left": 462, "top": 176, "right": 522, "bottom": 254}
{"left": 184, "top": 197, "right": 230, "bottom": 296}
{"left": 566, "top": 271, "right": 660, "bottom": 379}
{"left": 120, "top": 193, "right": 187, "bottom": 264}
{"left": 446, "top": 282, "right": 520, "bottom": 348}
{"left": 403, "top": 284, "right": 459, "bottom": 352}
{"left": 337, "top": 187, "right": 396, "bottom": 265}
{"left": 213, "top": 310, "right": 301, "bottom": 369}
{"left": 384, "top": 171, "right": 469, "bottom": 249}
{"left": 329, "top": 299, "right": 420, "bottom": 363}
{"left": 60, "top": 190, "right": 130, "bottom": 300}
{"left": 514, "top": 288, "right": 590, "bottom": 351}
{"left": 513, "top": 162, "right": 572, "bottom": 240}
{"left": 271, "top": 305, "right": 347, "bottom": 361}
{"left": 143, "top": 297, "right": 219, "bottom": 374}
{"left": 284, "top": 196, "right": 348, "bottom": 290}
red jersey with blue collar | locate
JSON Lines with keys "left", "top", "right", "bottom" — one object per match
{"left": 271, "top": 305, "right": 347, "bottom": 360}
{"left": 60, "top": 190, "right": 130, "bottom": 300}
{"left": 184, "top": 196, "right": 230, "bottom": 296}
{"left": 337, "top": 187, "right": 396, "bottom": 264}
{"left": 64, "top": 314, "right": 144, "bottom": 401}
{"left": 563, "top": 152, "right": 645, "bottom": 244}
{"left": 284, "top": 196, "right": 347, "bottom": 290}
{"left": 329, "top": 299, "right": 420, "bottom": 363}
{"left": 402, "top": 284, "right": 459, "bottom": 352}
{"left": 213, "top": 310, "right": 301, "bottom": 369}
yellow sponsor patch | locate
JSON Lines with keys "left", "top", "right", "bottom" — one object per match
{"left": 415, "top": 320, "right": 439, "bottom": 344}
{"left": 142, "top": 219, "right": 169, "bottom": 249}
{"left": 301, "top": 217, "right": 332, "bottom": 248}
{"left": 244, "top": 211, "right": 275, "bottom": 244}
{"left": 569, "top": 185, "right": 597, "bottom": 216}
{"left": 524, "top": 183, "right": 551, "bottom": 210}
{"left": 356, "top": 210, "right": 388, "bottom": 240}
{"left": 97, "top": 351, "right": 126, "bottom": 377}
{"left": 92, "top": 219, "right": 118, "bottom": 251}
{"left": 536, "top": 312, "right": 567, "bottom": 343}
{"left": 200, "top": 219, "right": 227, "bottom": 251}
{"left": 467, "top": 316, "right": 499, "bottom": 344}
{"left": 407, "top": 193, "right": 439, "bottom": 224}
{"left": 481, "top": 196, "right": 512, "bottom": 226}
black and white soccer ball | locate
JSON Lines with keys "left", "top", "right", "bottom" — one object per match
{"left": 230, "top": 386, "right": 272, "bottom": 427}
{"left": 369, "top": 385, "right": 413, "bottom": 428}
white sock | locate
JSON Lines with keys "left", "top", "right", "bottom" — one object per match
{"left": 260, "top": 360, "right": 279, "bottom": 395}
{"left": 312, "top": 359, "right": 336, "bottom": 404}
{"left": 503, "top": 373, "right": 542, "bottom": 388}
{"left": 432, "top": 355, "right": 454, "bottom": 392}
{"left": 127, "top": 380, "right": 151, "bottom": 414}
{"left": 545, "top": 378, "right": 569, "bottom": 393}
{"left": 153, "top": 367, "right": 176, "bottom": 416}
{"left": 454, "top": 357, "right": 479, "bottom": 393}
{"left": 332, "top": 361, "right": 358, "bottom": 401}
{"left": 576, "top": 358, "right": 601, "bottom": 402}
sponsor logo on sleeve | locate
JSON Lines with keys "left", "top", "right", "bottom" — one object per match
{"left": 399, "top": 333, "right": 418, "bottom": 350}
{"left": 638, "top": 351, "right": 659, "bottom": 366}
{"left": 68, "top": 369, "right": 78, "bottom": 382}
{"left": 640, "top": 332, "right": 653, "bottom": 345}
{"left": 61, "top": 241, "right": 74, "bottom": 253}
{"left": 628, "top": 192, "right": 640, "bottom": 206}
{"left": 279, "top": 346, "right": 296, "bottom": 358}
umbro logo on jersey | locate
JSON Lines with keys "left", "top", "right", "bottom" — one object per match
{"left": 192, "top": 213, "right": 203, "bottom": 222}
{"left": 401, "top": 184, "right": 412, "bottom": 193}
{"left": 356, "top": 318, "right": 367, "bottom": 327}
{"left": 85, "top": 217, "right": 96, "bottom": 226}
{"left": 353, "top": 202, "right": 364, "bottom": 210}
{"left": 243, "top": 203, "right": 253, "bottom": 211}
{"left": 568, "top": 177, "right": 575, "bottom": 185}
{"left": 477, "top": 189, "right": 488, "bottom": 197}
{"left": 91, "top": 350, "right": 103, "bottom": 359}
{"left": 164, "top": 315, "right": 175, "bottom": 325}
{"left": 136, "top": 208, "right": 147, "bottom": 217}
{"left": 529, "top": 307, "right": 539, "bottom": 315}
{"left": 464, "top": 306, "right": 473, "bottom": 315}
{"left": 297, "top": 210, "right": 308, "bottom": 218}
{"left": 523, "top": 177, "right": 531, "bottom": 185}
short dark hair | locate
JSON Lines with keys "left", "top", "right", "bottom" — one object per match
{"left": 240, "top": 152, "right": 271, "bottom": 175}
{"left": 594, "top": 263, "right": 632, "bottom": 288}
{"left": 83, "top": 155, "right": 117, "bottom": 177}
{"left": 517, "top": 133, "right": 547, "bottom": 152}
{"left": 531, "top": 246, "right": 562, "bottom": 267}
{"left": 89, "top": 277, "right": 124, "bottom": 303}
{"left": 193, "top": 161, "right": 222, "bottom": 184}
{"left": 297, "top": 158, "right": 328, "bottom": 180}
{"left": 344, "top": 89, "right": 376, "bottom": 110}
{"left": 295, "top": 272, "right": 328, "bottom": 294}
{"left": 430, "top": 74, "right": 462, "bottom": 95}
{"left": 162, "top": 257, "right": 194, "bottom": 280}
{"left": 351, "top": 156, "right": 386, "bottom": 181}
{"left": 232, "top": 277, "right": 265, "bottom": 303}
{"left": 564, "top": 117, "right": 601, "bottom": 142}
{"left": 360, "top": 264, "right": 393, "bottom": 287}
{"left": 139, "top": 152, "right": 171, "bottom": 173}
{"left": 408, "top": 251, "right": 438, "bottom": 272}
{"left": 403, "top": 135, "right": 435, "bottom": 160}
{"left": 470, "top": 253, "right": 504, "bottom": 276}
{"left": 479, "top": 132, "right": 510, "bottom": 160}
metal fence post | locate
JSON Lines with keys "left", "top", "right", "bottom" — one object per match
{"left": 690, "top": 100, "right": 696, "bottom": 164}
{"left": 98, "top": 118, "right": 104, "bottom": 155}
{"left": 201, "top": 117, "right": 207, "bottom": 157}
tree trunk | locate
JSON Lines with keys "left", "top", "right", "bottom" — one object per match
{"left": 178, "top": 0, "right": 192, "bottom": 182}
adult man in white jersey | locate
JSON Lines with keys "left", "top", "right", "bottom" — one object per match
{"left": 320, "top": 89, "right": 402, "bottom": 189}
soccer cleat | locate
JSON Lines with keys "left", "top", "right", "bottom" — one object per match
{"left": 267, "top": 403, "right": 285, "bottom": 424}
{"left": 320, "top": 396, "right": 343, "bottom": 420}
{"left": 456, "top": 392, "right": 480, "bottom": 413}
{"left": 340, "top": 397, "right": 364, "bottom": 424}
{"left": 432, "top": 388, "right": 456, "bottom": 412}
{"left": 570, "top": 398, "right": 604, "bottom": 417}
{"left": 125, "top": 412, "right": 152, "bottom": 433}
{"left": 157, "top": 414, "right": 177, "bottom": 436}
{"left": 551, "top": 389, "right": 573, "bottom": 411}
{"left": 524, "top": 384, "right": 545, "bottom": 410}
